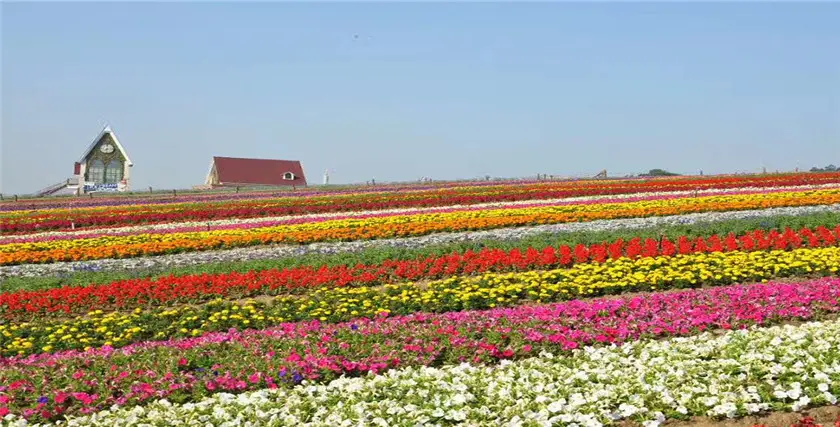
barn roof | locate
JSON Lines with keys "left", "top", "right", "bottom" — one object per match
{"left": 212, "top": 156, "right": 307, "bottom": 187}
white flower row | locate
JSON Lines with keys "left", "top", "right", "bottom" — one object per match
{"left": 6, "top": 183, "right": 838, "bottom": 241}
{"left": 2, "top": 203, "right": 838, "bottom": 280}
{"left": 16, "top": 319, "right": 840, "bottom": 427}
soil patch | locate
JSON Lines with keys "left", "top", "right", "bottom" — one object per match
{"left": 658, "top": 405, "right": 840, "bottom": 427}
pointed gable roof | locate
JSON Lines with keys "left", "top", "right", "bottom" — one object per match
{"left": 212, "top": 156, "right": 307, "bottom": 187}
{"left": 77, "top": 126, "right": 133, "bottom": 165}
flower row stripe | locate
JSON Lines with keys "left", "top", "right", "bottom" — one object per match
{"left": 0, "top": 178, "right": 569, "bottom": 214}
{"left": 3, "top": 178, "right": 767, "bottom": 226}
{"left": 0, "top": 278, "right": 838, "bottom": 422}
{"left": 1, "top": 246, "right": 839, "bottom": 358}
{"left": 3, "top": 188, "right": 839, "bottom": 266}
{"left": 2, "top": 225, "right": 837, "bottom": 318}
{"left": 4, "top": 204, "right": 838, "bottom": 280}
{"left": 16, "top": 317, "right": 840, "bottom": 426}
{"left": 6, "top": 172, "right": 839, "bottom": 216}
{"left": 6, "top": 173, "right": 838, "bottom": 233}
{"left": 9, "top": 184, "right": 832, "bottom": 244}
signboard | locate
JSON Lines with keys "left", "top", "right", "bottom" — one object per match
{"left": 84, "top": 183, "right": 119, "bottom": 192}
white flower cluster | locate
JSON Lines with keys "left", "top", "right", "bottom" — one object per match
{"left": 14, "top": 319, "right": 840, "bottom": 427}
{"left": 2, "top": 203, "right": 838, "bottom": 280}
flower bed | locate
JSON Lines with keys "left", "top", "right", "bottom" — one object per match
{"left": 6, "top": 172, "right": 839, "bottom": 232}
{"left": 3, "top": 189, "right": 839, "bottom": 266}
{"left": 3, "top": 204, "right": 838, "bottom": 281}
{"left": 0, "top": 278, "right": 838, "bottom": 422}
{"left": 1, "top": 225, "right": 836, "bottom": 318}
{"left": 1, "top": 247, "right": 838, "bottom": 357}
{"left": 9, "top": 184, "right": 829, "bottom": 244}
{"left": 6, "top": 172, "right": 838, "bottom": 214}
{"left": 10, "top": 317, "right": 839, "bottom": 426}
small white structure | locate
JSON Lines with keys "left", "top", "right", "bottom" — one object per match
{"left": 74, "top": 126, "right": 133, "bottom": 193}
{"left": 35, "top": 125, "right": 133, "bottom": 196}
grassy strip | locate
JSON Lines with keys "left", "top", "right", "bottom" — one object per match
{"left": 2, "top": 211, "right": 838, "bottom": 292}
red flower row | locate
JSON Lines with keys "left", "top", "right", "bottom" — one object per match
{"left": 5, "top": 172, "right": 840, "bottom": 233}
{"left": 2, "top": 225, "right": 838, "bottom": 318}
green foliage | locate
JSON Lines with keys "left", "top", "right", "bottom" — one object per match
{"left": 641, "top": 169, "right": 681, "bottom": 177}
{"left": 810, "top": 164, "right": 838, "bottom": 173}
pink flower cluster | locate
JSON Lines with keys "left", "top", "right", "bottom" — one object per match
{"left": 1, "top": 278, "right": 838, "bottom": 422}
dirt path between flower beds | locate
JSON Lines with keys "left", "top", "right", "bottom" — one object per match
{"left": 650, "top": 405, "right": 840, "bottom": 427}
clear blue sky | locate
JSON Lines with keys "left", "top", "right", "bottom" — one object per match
{"left": 2, "top": 2, "right": 838, "bottom": 194}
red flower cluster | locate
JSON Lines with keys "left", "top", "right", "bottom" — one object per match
{"left": 1, "top": 225, "right": 837, "bottom": 318}
{"left": 5, "top": 172, "right": 839, "bottom": 233}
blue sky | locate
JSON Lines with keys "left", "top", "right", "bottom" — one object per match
{"left": 2, "top": 2, "right": 838, "bottom": 194}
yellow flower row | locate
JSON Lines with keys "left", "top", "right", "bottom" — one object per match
{"left": 1, "top": 246, "right": 837, "bottom": 357}
{"left": 3, "top": 188, "right": 839, "bottom": 255}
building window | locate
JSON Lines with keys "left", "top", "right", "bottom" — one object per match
{"left": 105, "top": 160, "right": 123, "bottom": 184}
{"left": 283, "top": 172, "right": 295, "bottom": 180}
{"left": 88, "top": 160, "right": 105, "bottom": 183}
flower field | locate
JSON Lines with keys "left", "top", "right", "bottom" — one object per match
{"left": 1, "top": 173, "right": 839, "bottom": 426}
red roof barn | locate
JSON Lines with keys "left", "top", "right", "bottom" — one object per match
{"left": 205, "top": 156, "right": 307, "bottom": 188}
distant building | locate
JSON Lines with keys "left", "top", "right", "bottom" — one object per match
{"left": 35, "top": 125, "right": 132, "bottom": 196}
{"left": 75, "top": 126, "right": 133, "bottom": 193}
{"left": 204, "top": 156, "right": 307, "bottom": 188}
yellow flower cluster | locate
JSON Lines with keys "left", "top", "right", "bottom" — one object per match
{"left": 1, "top": 246, "right": 838, "bottom": 357}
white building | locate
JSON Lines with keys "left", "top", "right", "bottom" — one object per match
{"left": 73, "top": 126, "right": 133, "bottom": 193}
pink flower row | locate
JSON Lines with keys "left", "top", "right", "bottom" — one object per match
{"left": 1, "top": 278, "right": 839, "bottom": 422}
